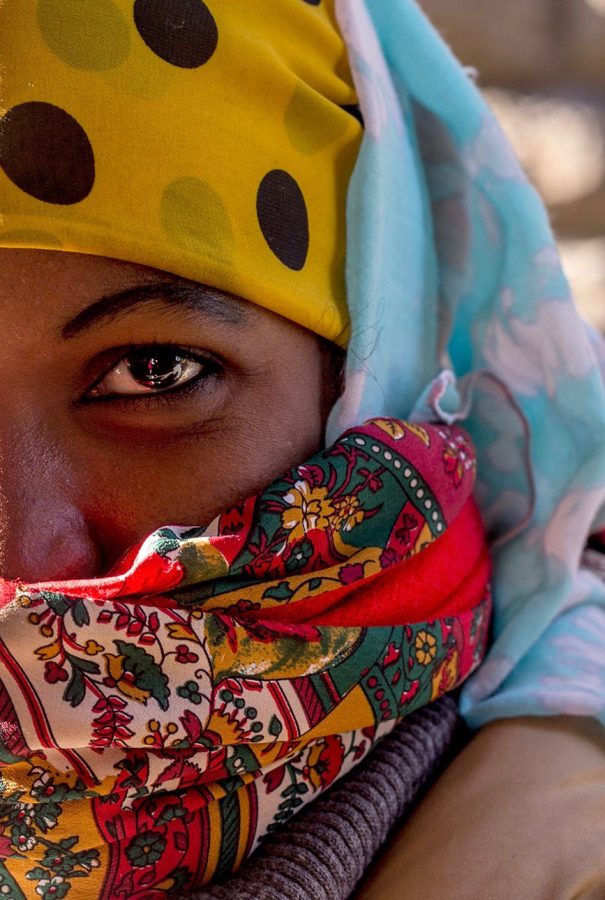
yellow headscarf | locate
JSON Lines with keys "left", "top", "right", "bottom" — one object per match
{"left": 0, "top": 0, "right": 362, "bottom": 344}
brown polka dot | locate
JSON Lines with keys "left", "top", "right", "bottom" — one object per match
{"left": 0, "top": 102, "right": 95, "bottom": 205}
{"left": 256, "top": 170, "right": 309, "bottom": 271}
{"left": 133, "top": 0, "right": 218, "bottom": 69}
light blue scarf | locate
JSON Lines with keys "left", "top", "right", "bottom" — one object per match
{"left": 331, "top": 0, "right": 605, "bottom": 727}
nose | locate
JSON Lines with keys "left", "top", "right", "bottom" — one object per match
{"left": 0, "top": 438, "right": 103, "bottom": 584}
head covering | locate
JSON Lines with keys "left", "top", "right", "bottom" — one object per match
{"left": 0, "top": 3, "right": 493, "bottom": 895}
{"left": 331, "top": 0, "right": 605, "bottom": 727}
{"left": 0, "top": 0, "right": 361, "bottom": 344}
{"left": 1, "top": 0, "right": 605, "bottom": 893}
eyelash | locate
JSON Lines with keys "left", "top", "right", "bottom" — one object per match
{"left": 82, "top": 341, "right": 224, "bottom": 408}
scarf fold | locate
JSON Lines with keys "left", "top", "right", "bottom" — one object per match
{"left": 0, "top": 418, "right": 489, "bottom": 897}
{"left": 331, "top": 0, "right": 605, "bottom": 728}
{"left": 192, "top": 697, "right": 460, "bottom": 900}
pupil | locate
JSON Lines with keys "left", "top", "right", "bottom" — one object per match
{"left": 127, "top": 348, "right": 183, "bottom": 388}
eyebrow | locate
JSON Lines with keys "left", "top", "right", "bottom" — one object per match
{"left": 61, "top": 280, "right": 251, "bottom": 339}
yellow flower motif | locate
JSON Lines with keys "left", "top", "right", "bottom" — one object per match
{"left": 281, "top": 481, "right": 334, "bottom": 542}
{"left": 305, "top": 741, "right": 325, "bottom": 790}
{"left": 414, "top": 630, "right": 437, "bottom": 666}
{"left": 85, "top": 640, "right": 104, "bottom": 656}
{"left": 332, "top": 495, "right": 364, "bottom": 533}
{"left": 104, "top": 653, "right": 150, "bottom": 704}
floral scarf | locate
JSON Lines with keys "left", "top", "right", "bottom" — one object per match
{"left": 0, "top": 418, "right": 489, "bottom": 897}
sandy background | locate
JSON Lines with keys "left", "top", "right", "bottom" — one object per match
{"left": 420, "top": 0, "right": 605, "bottom": 329}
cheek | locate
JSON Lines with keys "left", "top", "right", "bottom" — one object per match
{"left": 82, "top": 358, "right": 327, "bottom": 564}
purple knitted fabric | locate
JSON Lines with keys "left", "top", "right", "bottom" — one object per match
{"left": 182, "top": 696, "right": 459, "bottom": 900}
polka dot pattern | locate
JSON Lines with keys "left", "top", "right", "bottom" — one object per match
{"left": 37, "top": 0, "right": 130, "bottom": 71}
{"left": 0, "top": 102, "right": 95, "bottom": 205}
{"left": 256, "top": 170, "right": 309, "bottom": 271}
{"left": 0, "top": 0, "right": 362, "bottom": 343}
{"left": 133, "top": 0, "right": 218, "bottom": 68}
{"left": 161, "top": 177, "right": 233, "bottom": 259}
{"left": 349, "top": 434, "right": 446, "bottom": 537}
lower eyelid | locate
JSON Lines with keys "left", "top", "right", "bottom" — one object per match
{"left": 83, "top": 368, "right": 223, "bottom": 407}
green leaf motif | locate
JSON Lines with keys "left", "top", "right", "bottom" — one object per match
{"left": 154, "top": 538, "right": 181, "bottom": 557}
{"left": 268, "top": 715, "right": 283, "bottom": 737}
{"left": 58, "top": 836, "right": 79, "bottom": 851}
{"left": 72, "top": 600, "right": 90, "bottom": 628}
{"left": 263, "top": 582, "right": 294, "bottom": 602}
{"left": 153, "top": 528, "right": 181, "bottom": 556}
{"left": 0, "top": 743, "right": 26, "bottom": 766}
{"left": 41, "top": 592, "right": 70, "bottom": 617}
{"left": 0, "top": 861, "right": 27, "bottom": 897}
{"left": 25, "top": 867, "right": 46, "bottom": 881}
{"left": 33, "top": 801, "right": 61, "bottom": 833}
{"left": 115, "top": 640, "right": 170, "bottom": 711}
{"left": 63, "top": 655, "right": 100, "bottom": 708}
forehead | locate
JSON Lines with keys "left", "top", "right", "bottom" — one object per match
{"left": 1, "top": 247, "right": 175, "bottom": 300}
{"left": 0, "top": 247, "right": 253, "bottom": 331}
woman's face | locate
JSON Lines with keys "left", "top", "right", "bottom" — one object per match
{"left": 0, "top": 249, "right": 337, "bottom": 582}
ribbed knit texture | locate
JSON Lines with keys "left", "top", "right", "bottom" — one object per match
{"left": 183, "top": 697, "right": 459, "bottom": 900}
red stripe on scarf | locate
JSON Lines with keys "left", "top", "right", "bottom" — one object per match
{"left": 251, "top": 497, "right": 489, "bottom": 627}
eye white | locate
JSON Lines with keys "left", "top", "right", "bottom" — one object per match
{"left": 90, "top": 351, "right": 205, "bottom": 398}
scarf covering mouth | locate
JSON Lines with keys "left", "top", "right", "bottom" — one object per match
{"left": 4, "top": 0, "right": 605, "bottom": 735}
{"left": 0, "top": 419, "right": 489, "bottom": 896}
{"left": 2, "top": 0, "right": 605, "bottom": 893}
{"left": 0, "top": 0, "right": 361, "bottom": 345}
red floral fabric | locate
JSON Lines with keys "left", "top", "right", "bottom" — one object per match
{"left": 0, "top": 418, "right": 490, "bottom": 897}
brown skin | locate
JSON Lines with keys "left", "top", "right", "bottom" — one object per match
{"left": 0, "top": 248, "right": 340, "bottom": 582}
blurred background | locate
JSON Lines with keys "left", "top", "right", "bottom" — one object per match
{"left": 420, "top": 0, "right": 605, "bottom": 330}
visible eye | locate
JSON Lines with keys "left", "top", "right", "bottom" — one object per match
{"left": 86, "top": 345, "right": 219, "bottom": 400}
